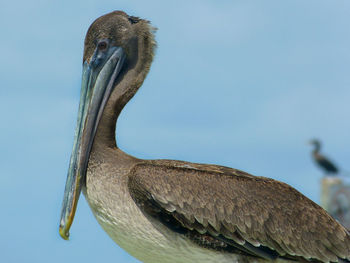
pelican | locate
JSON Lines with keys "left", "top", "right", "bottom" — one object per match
{"left": 59, "top": 11, "right": 350, "bottom": 263}
{"left": 310, "top": 139, "right": 339, "bottom": 175}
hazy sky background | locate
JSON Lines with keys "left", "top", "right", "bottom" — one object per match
{"left": 0, "top": 0, "right": 349, "bottom": 262}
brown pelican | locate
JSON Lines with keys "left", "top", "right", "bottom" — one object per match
{"left": 59, "top": 11, "right": 350, "bottom": 263}
{"left": 310, "top": 139, "right": 339, "bottom": 175}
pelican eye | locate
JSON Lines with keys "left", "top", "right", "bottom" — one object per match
{"left": 97, "top": 41, "right": 108, "bottom": 51}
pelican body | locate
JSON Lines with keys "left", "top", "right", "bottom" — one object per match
{"left": 60, "top": 11, "right": 350, "bottom": 263}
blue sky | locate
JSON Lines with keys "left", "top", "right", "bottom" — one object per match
{"left": 0, "top": 0, "right": 349, "bottom": 262}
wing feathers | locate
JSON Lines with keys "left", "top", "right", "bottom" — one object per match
{"left": 128, "top": 160, "right": 350, "bottom": 262}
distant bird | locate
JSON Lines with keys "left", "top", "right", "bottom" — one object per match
{"left": 59, "top": 11, "right": 350, "bottom": 263}
{"left": 310, "top": 139, "right": 339, "bottom": 175}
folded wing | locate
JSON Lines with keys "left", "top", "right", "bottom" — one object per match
{"left": 128, "top": 160, "right": 350, "bottom": 262}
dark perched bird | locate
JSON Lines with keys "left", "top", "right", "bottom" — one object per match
{"left": 59, "top": 11, "right": 350, "bottom": 263}
{"left": 310, "top": 139, "right": 339, "bottom": 175}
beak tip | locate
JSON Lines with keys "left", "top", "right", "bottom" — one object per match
{"left": 59, "top": 226, "right": 70, "bottom": 240}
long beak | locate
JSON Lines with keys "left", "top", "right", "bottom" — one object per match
{"left": 59, "top": 46, "right": 125, "bottom": 240}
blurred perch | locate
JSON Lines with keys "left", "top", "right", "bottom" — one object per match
{"left": 321, "top": 177, "right": 350, "bottom": 229}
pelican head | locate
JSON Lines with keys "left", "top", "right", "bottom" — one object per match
{"left": 59, "top": 11, "right": 156, "bottom": 240}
